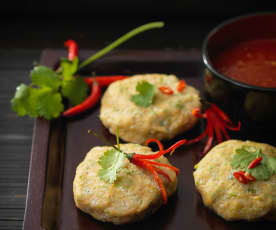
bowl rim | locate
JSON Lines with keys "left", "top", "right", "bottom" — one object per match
{"left": 202, "top": 12, "right": 276, "bottom": 93}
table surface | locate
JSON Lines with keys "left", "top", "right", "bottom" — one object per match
{"left": 0, "top": 15, "right": 269, "bottom": 230}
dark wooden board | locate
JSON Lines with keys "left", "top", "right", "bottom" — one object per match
{"left": 23, "top": 49, "right": 275, "bottom": 230}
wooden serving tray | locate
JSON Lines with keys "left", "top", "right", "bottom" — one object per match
{"left": 23, "top": 49, "right": 275, "bottom": 230}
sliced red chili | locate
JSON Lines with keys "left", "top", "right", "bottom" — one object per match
{"left": 84, "top": 76, "right": 129, "bottom": 87}
{"left": 248, "top": 157, "right": 263, "bottom": 169}
{"left": 64, "top": 39, "right": 78, "bottom": 61}
{"left": 159, "top": 86, "right": 174, "bottom": 95}
{"left": 132, "top": 157, "right": 168, "bottom": 204}
{"left": 202, "top": 112, "right": 214, "bottom": 155}
{"left": 142, "top": 159, "right": 179, "bottom": 175}
{"left": 151, "top": 166, "right": 172, "bottom": 182}
{"left": 187, "top": 102, "right": 241, "bottom": 155}
{"left": 233, "top": 171, "right": 249, "bottom": 184}
{"left": 63, "top": 80, "right": 101, "bottom": 117}
{"left": 245, "top": 173, "right": 256, "bottom": 182}
{"left": 134, "top": 139, "right": 186, "bottom": 160}
{"left": 177, "top": 80, "right": 186, "bottom": 92}
{"left": 144, "top": 138, "right": 164, "bottom": 152}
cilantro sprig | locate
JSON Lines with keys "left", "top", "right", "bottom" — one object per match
{"left": 97, "top": 128, "right": 129, "bottom": 183}
{"left": 231, "top": 146, "right": 276, "bottom": 181}
{"left": 131, "top": 80, "right": 155, "bottom": 107}
{"left": 11, "top": 22, "right": 164, "bottom": 120}
{"left": 98, "top": 148, "right": 127, "bottom": 184}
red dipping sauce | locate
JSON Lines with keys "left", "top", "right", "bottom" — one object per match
{"left": 214, "top": 39, "right": 276, "bottom": 88}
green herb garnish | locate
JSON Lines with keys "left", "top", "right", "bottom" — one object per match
{"left": 11, "top": 22, "right": 164, "bottom": 120}
{"left": 231, "top": 145, "right": 276, "bottom": 181}
{"left": 131, "top": 80, "right": 155, "bottom": 107}
{"left": 98, "top": 148, "right": 127, "bottom": 184}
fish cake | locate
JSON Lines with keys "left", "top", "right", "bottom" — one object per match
{"left": 194, "top": 140, "right": 276, "bottom": 221}
{"left": 100, "top": 74, "right": 201, "bottom": 144}
{"left": 73, "top": 143, "right": 177, "bottom": 225}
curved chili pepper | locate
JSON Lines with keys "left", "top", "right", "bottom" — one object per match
{"left": 84, "top": 76, "right": 129, "bottom": 87}
{"left": 133, "top": 139, "right": 186, "bottom": 160}
{"left": 248, "top": 157, "right": 263, "bottom": 169}
{"left": 63, "top": 81, "right": 101, "bottom": 117}
{"left": 177, "top": 80, "right": 186, "bottom": 92}
{"left": 144, "top": 138, "right": 164, "bottom": 152}
{"left": 159, "top": 86, "right": 174, "bottom": 95}
{"left": 64, "top": 40, "right": 78, "bottom": 61}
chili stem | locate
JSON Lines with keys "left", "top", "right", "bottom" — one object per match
{"left": 79, "top": 22, "right": 164, "bottom": 69}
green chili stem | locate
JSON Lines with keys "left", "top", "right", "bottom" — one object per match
{"left": 79, "top": 22, "right": 164, "bottom": 69}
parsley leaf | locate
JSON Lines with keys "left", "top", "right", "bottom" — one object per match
{"left": 61, "top": 78, "right": 88, "bottom": 105}
{"left": 31, "top": 65, "right": 62, "bottom": 91}
{"left": 98, "top": 148, "right": 127, "bottom": 184}
{"left": 60, "top": 57, "right": 79, "bottom": 81}
{"left": 231, "top": 146, "right": 276, "bottom": 181}
{"left": 131, "top": 80, "right": 155, "bottom": 107}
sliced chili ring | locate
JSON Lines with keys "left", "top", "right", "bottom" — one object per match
{"left": 159, "top": 86, "right": 174, "bottom": 95}
{"left": 233, "top": 171, "right": 249, "bottom": 184}
{"left": 177, "top": 80, "right": 186, "bottom": 92}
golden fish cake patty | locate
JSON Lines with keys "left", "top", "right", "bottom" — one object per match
{"left": 100, "top": 74, "right": 201, "bottom": 144}
{"left": 194, "top": 140, "right": 276, "bottom": 221}
{"left": 73, "top": 143, "right": 177, "bottom": 225}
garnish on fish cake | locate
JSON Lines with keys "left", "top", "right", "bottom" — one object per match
{"left": 186, "top": 101, "right": 241, "bottom": 155}
{"left": 231, "top": 145, "right": 276, "bottom": 184}
{"left": 98, "top": 132, "right": 185, "bottom": 204}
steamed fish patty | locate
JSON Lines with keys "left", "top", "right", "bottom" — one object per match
{"left": 73, "top": 143, "right": 177, "bottom": 225}
{"left": 194, "top": 140, "right": 276, "bottom": 221}
{"left": 100, "top": 74, "right": 201, "bottom": 144}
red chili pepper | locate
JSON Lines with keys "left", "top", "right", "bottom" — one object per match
{"left": 187, "top": 102, "right": 241, "bottom": 155}
{"left": 159, "top": 86, "right": 174, "bottom": 95}
{"left": 63, "top": 80, "right": 101, "bottom": 117}
{"left": 248, "top": 157, "right": 263, "bottom": 169}
{"left": 177, "top": 80, "right": 186, "bottom": 92}
{"left": 233, "top": 171, "right": 249, "bottom": 184}
{"left": 151, "top": 166, "right": 172, "bottom": 182}
{"left": 84, "top": 76, "right": 129, "bottom": 87}
{"left": 142, "top": 159, "right": 180, "bottom": 175}
{"left": 129, "top": 138, "right": 183, "bottom": 205}
{"left": 134, "top": 139, "right": 186, "bottom": 160}
{"left": 132, "top": 157, "right": 168, "bottom": 204}
{"left": 64, "top": 40, "right": 78, "bottom": 61}
{"left": 245, "top": 173, "right": 256, "bottom": 182}
{"left": 144, "top": 138, "right": 164, "bottom": 152}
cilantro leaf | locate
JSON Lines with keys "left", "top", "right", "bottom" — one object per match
{"left": 31, "top": 65, "right": 62, "bottom": 91}
{"left": 11, "top": 84, "right": 30, "bottom": 116}
{"left": 231, "top": 146, "right": 276, "bottom": 181}
{"left": 61, "top": 78, "right": 88, "bottom": 105}
{"left": 60, "top": 57, "right": 79, "bottom": 81}
{"left": 131, "top": 80, "right": 155, "bottom": 107}
{"left": 11, "top": 85, "right": 64, "bottom": 119}
{"left": 34, "top": 87, "right": 64, "bottom": 120}
{"left": 98, "top": 148, "right": 127, "bottom": 183}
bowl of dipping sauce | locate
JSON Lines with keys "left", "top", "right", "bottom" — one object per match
{"left": 202, "top": 12, "right": 276, "bottom": 128}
